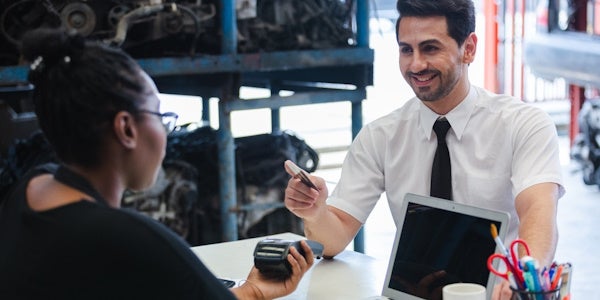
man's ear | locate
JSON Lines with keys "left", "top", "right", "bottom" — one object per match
{"left": 113, "top": 111, "right": 137, "bottom": 149}
{"left": 462, "top": 32, "right": 477, "bottom": 64}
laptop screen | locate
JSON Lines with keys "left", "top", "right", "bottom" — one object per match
{"left": 382, "top": 193, "right": 510, "bottom": 300}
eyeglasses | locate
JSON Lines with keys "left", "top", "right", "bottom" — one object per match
{"left": 137, "top": 110, "right": 179, "bottom": 133}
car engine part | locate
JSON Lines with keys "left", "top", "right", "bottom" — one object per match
{"left": 0, "top": 0, "right": 355, "bottom": 65}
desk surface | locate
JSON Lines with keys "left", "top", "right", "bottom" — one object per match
{"left": 191, "top": 232, "right": 389, "bottom": 299}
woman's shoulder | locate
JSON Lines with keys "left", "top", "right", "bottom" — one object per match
{"left": 82, "top": 204, "right": 183, "bottom": 242}
{"left": 0, "top": 162, "right": 59, "bottom": 211}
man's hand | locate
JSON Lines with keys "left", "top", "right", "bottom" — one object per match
{"left": 283, "top": 160, "right": 363, "bottom": 257}
{"left": 283, "top": 160, "right": 329, "bottom": 223}
{"left": 491, "top": 281, "right": 513, "bottom": 300}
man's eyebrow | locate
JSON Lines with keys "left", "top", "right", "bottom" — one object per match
{"left": 397, "top": 41, "right": 411, "bottom": 47}
{"left": 397, "top": 39, "right": 443, "bottom": 48}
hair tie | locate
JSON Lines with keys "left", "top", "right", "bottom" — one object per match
{"left": 30, "top": 56, "right": 44, "bottom": 71}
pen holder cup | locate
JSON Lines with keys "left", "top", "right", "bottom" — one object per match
{"left": 510, "top": 288, "right": 560, "bottom": 300}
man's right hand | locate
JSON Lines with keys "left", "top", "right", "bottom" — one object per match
{"left": 283, "top": 160, "right": 362, "bottom": 257}
{"left": 283, "top": 160, "right": 329, "bottom": 222}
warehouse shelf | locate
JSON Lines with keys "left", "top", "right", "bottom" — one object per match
{"left": 0, "top": 0, "right": 373, "bottom": 251}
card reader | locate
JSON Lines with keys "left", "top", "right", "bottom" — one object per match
{"left": 253, "top": 238, "right": 323, "bottom": 279}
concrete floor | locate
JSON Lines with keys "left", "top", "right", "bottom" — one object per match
{"left": 553, "top": 146, "right": 600, "bottom": 299}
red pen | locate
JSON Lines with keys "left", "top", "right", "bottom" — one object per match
{"left": 551, "top": 264, "right": 563, "bottom": 290}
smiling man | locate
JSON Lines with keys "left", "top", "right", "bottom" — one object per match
{"left": 283, "top": 1, "right": 564, "bottom": 300}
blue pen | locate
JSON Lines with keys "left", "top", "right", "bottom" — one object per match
{"left": 523, "top": 271, "right": 534, "bottom": 291}
{"left": 523, "top": 257, "right": 543, "bottom": 300}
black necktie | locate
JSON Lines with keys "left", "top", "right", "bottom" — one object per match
{"left": 430, "top": 119, "right": 452, "bottom": 200}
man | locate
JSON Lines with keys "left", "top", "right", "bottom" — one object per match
{"left": 283, "top": 0, "right": 564, "bottom": 299}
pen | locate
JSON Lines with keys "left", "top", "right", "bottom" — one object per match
{"left": 506, "top": 271, "right": 518, "bottom": 290}
{"left": 559, "top": 263, "right": 572, "bottom": 300}
{"left": 489, "top": 225, "right": 525, "bottom": 289}
{"left": 522, "top": 271, "right": 534, "bottom": 291}
{"left": 523, "top": 257, "right": 543, "bottom": 300}
{"left": 490, "top": 224, "right": 509, "bottom": 256}
{"left": 541, "top": 269, "right": 550, "bottom": 291}
{"left": 550, "top": 264, "right": 563, "bottom": 290}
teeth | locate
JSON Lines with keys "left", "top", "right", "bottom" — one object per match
{"left": 415, "top": 75, "right": 434, "bottom": 82}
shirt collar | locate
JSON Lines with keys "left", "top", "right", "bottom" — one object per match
{"left": 419, "top": 85, "right": 477, "bottom": 141}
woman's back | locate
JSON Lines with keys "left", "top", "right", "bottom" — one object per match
{"left": 0, "top": 164, "right": 235, "bottom": 300}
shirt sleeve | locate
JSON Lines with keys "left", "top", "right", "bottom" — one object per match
{"left": 510, "top": 106, "right": 566, "bottom": 199}
{"left": 328, "top": 125, "right": 386, "bottom": 223}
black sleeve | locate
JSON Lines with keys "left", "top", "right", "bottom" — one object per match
{"left": 81, "top": 207, "right": 238, "bottom": 300}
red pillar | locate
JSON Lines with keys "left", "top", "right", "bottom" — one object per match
{"left": 568, "top": 0, "right": 589, "bottom": 145}
{"left": 569, "top": 85, "right": 585, "bottom": 146}
{"left": 519, "top": 0, "right": 526, "bottom": 100}
{"left": 484, "top": 0, "right": 499, "bottom": 93}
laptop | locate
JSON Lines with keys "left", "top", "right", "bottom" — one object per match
{"left": 379, "top": 193, "right": 510, "bottom": 300}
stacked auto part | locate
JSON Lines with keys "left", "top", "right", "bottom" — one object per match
{"left": 0, "top": 0, "right": 355, "bottom": 64}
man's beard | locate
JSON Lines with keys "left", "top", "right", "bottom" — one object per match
{"left": 407, "top": 69, "right": 459, "bottom": 102}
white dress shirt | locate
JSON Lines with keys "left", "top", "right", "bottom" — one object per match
{"left": 328, "top": 85, "right": 565, "bottom": 243}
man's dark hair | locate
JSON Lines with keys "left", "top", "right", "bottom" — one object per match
{"left": 21, "top": 28, "right": 146, "bottom": 167}
{"left": 395, "top": 0, "right": 476, "bottom": 46}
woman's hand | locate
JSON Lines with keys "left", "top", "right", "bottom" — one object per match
{"left": 231, "top": 240, "right": 315, "bottom": 299}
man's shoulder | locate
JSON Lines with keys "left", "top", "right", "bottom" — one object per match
{"left": 474, "top": 86, "right": 520, "bottom": 105}
{"left": 473, "top": 86, "right": 547, "bottom": 115}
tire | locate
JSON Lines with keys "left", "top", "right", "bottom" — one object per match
{"left": 595, "top": 168, "right": 600, "bottom": 191}
{"left": 582, "top": 163, "right": 596, "bottom": 185}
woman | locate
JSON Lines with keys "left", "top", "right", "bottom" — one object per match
{"left": 0, "top": 28, "right": 313, "bottom": 300}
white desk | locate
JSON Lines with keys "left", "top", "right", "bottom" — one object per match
{"left": 191, "top": 232, "right": 389, "bottom": 299}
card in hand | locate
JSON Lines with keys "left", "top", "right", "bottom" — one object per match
{"left": 285, "top": 160, "right": 319, "bottom": 190}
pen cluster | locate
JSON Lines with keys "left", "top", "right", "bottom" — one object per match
{"left": 515, "top": 259, "right": 570, "bottom": 298}
{"left": 487, "top": 224, "right": 572, "bottom": 300}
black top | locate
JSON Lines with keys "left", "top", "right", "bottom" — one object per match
{"left": 0, "top": 163, "right": 236, "bottom": 300}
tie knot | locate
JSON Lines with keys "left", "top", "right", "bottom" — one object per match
{"left": 433, "top": 119, "right": 451, "bottom": 143}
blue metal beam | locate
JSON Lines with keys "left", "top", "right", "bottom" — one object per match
{"left": 224, "top": 89, "right": 366, "bottom": 112}
{"left": 218, "top": 0, "right": 238, "bottom": 242}
{"left": 139, "top": 48, "right": 374, "bottom": 77}
{"left": 0, "top": 49, "right": 374, "bottom": 84}
{"left": 352, "top": 100, "right": 365, "bottom": 253}
{"left": 221, "top": 0, "right": 237, "bottom": 55}
{"left": 356, "top": 0, "right": 370, "bottom": 48}
{"left": 352, "top": 0, "right": 370, "bottom": 253}
{"left": 0, "top": 66, "right": 28, "bottom": 85}
{"left": 218, "top": 95, "right": 238, "bottom": 242}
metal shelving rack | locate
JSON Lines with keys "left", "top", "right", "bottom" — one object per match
{"left": 0, "top": 0, "right": 374, "bottom": 251}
